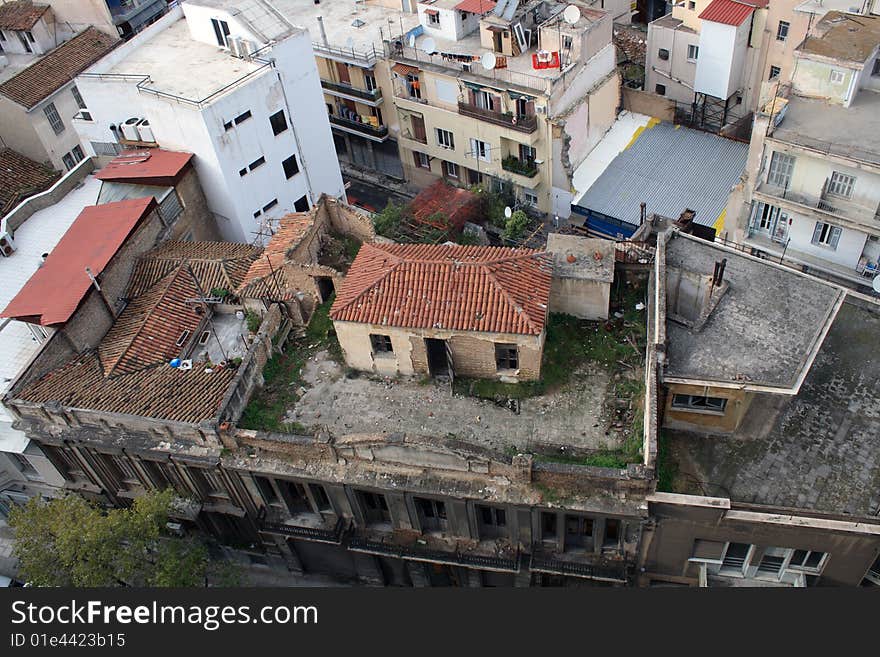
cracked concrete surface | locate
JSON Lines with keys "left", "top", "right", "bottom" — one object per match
{"left": 286, "top": 351, "right": 627, "bottom": 454}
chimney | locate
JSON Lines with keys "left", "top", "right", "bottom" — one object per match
{"left": 316, "top": 16, "right": 328, "bottom": 46}
{"left": 639, "top": 202, "right": 646, "bottom": 226}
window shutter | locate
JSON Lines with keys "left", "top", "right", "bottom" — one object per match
{"left": 413, "top": 151, "right": 421, "bottom": 167}
{"left": 830, "top": 226, "right": 841, "bottom": 249}
{"left": 525, "top": 100, "right": 535, "bottom": 116}
{"left": 811, "top": 222, "right": 823, "bottom": 245}
{"left": 412, "top": 115, "right": 426, "bottom": 142}
{"left": 492, "top": 95, "right": 502, "bottom": 112}
{"left": 468, "top": 89, "right": 475, "bottom": 105}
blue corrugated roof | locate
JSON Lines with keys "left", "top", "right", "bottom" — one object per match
{"left": 573, "top": 123, "right": 748, "bottom": 227}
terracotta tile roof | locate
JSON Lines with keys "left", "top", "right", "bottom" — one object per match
{"left": 128, "top": 241, "right": 262, "bottom": 297}
{"left": 96, "top": 149, "right": 194, "bottom": 186}
{"left": 2, "top": 197, "right": 157, "bottom": 326}
{"left": 0, "top": 1, "right": 49, "bottom": 31}
{"left": 16, "top": 353, "right": 236, "bottom": 424}
{"left": 0, "top": 27, "right": 119, "bottom": 109}
{"left": 0, "top": 147, "right": 60, "bottom": 215}
{"left": 330, "top": 243, "right": 551, "bottom": 335}
{"left": 411, "top": 180, "right": 480, "bottom": 231}
{"left": 237, "top": 212, "right": 314, "bottom": 295}
{"left": 454, "top": 0, "right": 496, "bottom": 14}
{"left": 698, "top": 0, "right": 755, "bottom": 27}
{"left": 98, "top": 265, "right": 206, "bottom": 377}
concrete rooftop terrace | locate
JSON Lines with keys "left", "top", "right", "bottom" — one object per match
{"left": 663, "top": 232, "right": 845, "bottom": 390}
{"left": 770, "top": 92, "right": 880, "bottom": 168}
{"left": 667, "top": 301, "right": 880, "bottom": 517}
{"left": 271, "top": 0, "right": 419, "bottom": 55}
{"left": 102, "top": 18, "right": 266, "bottom": 103}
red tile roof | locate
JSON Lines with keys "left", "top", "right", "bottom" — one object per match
{"left": 0, "top": 27, "right": 118, "bottom": 109}
{"left": 0, "top": 147, "right": 60, "bottom": 215}
{"left": 96, "top": 149, "right": 194, "bottom": 187}
{"left": 237, "top": 212, "right": 314, "bottom": 296}
{"left": 454, "top": 0, "right": 497, "bottom": 14}
{"left": 411, "top": 180, "right": 480, "bottom": 231}
{"left": 330, "top": 243, "right": 551, "bottom": 335}
{"left": 698, "top": 0, "right": 756, "bottom": 27}
{"left": 1, "top": 197, "right": 157, "bottom": 326}
{"left": 0, "top": 1, "right": 49, "bottom": 31}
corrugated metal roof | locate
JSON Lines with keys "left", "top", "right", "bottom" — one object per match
{"left": 698, "top": 0, "right": 756, "bottom": 26}
{"left": 573, "top": 122, "right": 747, "bottom": 228}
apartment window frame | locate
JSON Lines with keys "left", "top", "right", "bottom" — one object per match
{"left": 234, "top": 110, "right": 252, "bottom": 125}
{"left": 827, "top": 171, "right": 856, "bottom": 198}
{"left": 687, "top": 44, "right": 699, "bottom": 62}
{"left": 414, "top": 151, "right": 430, "bottom": 170}
{"left": 541, "top": 511, "right": 558, "bottom": 540}
{"left": 309, "top": 484, "right": 333, "bottom": 513}
{"left": 812, "top": 221, "right": 842, "bottom": 250}
{"left": 470, "top": 138, "right": 491, "bottom": 163}
{"left": 282, "top": 154, "right": 300, "bottom": 179}
{"left": 873, "top": 58, "right": 880, "bottom": 77}
{"left": 523, "top": 191, "right": 538, "bottom": 207}
{"left": 444, "top": 160, "right": 459, "bottom": 179}
{"left": 475, "top": 504, "right": 507, "bottom": 539}
{"left": 71, "top": 85, "right": 87, "bottom": 110}
{"left": 564, "top": 514, "right": 595, "bottom": 551}
{"left": 671, "top": 394, "right": 728, "bottom": 414}
{"left": 655, "top": 83, "right": 666, "bottom": 96}
{"left": 436, "top": 127, "right": 454, "bottom": 150}
{"left": 211, "top": 18, "right": 231, "bottom": 48}
{"left": 358, "top": 490, "right": 391, "bottom": 526}
{"left": 658, "top": 48, "right": 669, "bottom": 61}
{"left": 369, "top": 333, "right": 393, "bottom": 354}
{"left": 44, "top": 102, "right": 65, "bottom": 135}
{"left": 829, "top": 69, "right": 845, "bottom": 85}
{"left": 687, "top": 0, "right": 696, "bottom": 9}
{"left": 769, "top": 65, "right": 781, "bottom": 80}
{"left": 788, "top": 549, "right": 827, "bottom": 573}
{"left": 248, "top": 156, "right": 265, "bottom": 171}
{"left": 776, "top": 21, "right": 789, "bottom": 42}
{"left": 262, "top": 198, "right": 278, "bottom": 212}
{"left": 767, "top": 151, "right": 795, "bottom": 189}
{"left": 427, "top": 11, "right": 440, "bottom": 26}
{"left": 25, "top": 30, "right": 34, "bottom": 43}
{"left": 61, "top": 152, "right": 76, "bottom": 171}
{"left": 269, "top": 109, "right": 288, "bottom": 135}
{"left": 414, "top": 496, "right": 448, "bottom": 534}
{"left": 719, "top": 542, "right": 753, "bottom": 577}
{"left": 494, "top": 343, "right": 519, "bottom": 371}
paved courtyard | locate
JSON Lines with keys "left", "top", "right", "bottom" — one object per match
{"left": 285, "top": 351, "right": 629, "bottom": 454}
{"left": 668, "top": 302, "right": 880, "bottom": 516}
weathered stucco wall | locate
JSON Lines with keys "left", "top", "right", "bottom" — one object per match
{"left": 549, "top": 277, "right": 610, "bottom": 320}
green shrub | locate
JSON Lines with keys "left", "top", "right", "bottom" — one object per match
{"left": 503, "top": 210, "right": 529, "bottom": 241}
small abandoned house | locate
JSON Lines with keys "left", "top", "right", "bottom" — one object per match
{"left": 546, "top": 234, "right": 615, "bottom": 320}
{"left": 330, "top": 243, "right": 552, "bottom": 381}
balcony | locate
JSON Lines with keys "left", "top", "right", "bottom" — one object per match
{"left": 329, "top": 114, "right": 389, "bottom": 142}
{"left": 501, "top": 155, "right": 539, "bottom": 178}
{"left": 348, "top": 534, "right": 521, "bottom": 573}
{"left": 320, "top": 79, "right": 382, "bottom": 104}
{"left": 756, "top": 181, "right": 879, "bottom": 228}
{"left": 457, "top": 102, "right": 538, "bottom": 135}
{"left": 259, "top": 515, "right": 347, "bottom": 545}
{"left": 529, "top": 547, "right": 630, "bottom": 583}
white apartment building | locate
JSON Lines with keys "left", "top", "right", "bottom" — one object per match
{"left": 73, "top": 1, "right": 346, "bottom": 244}
{"left": 730, "top": 12, "right": 880, "bottom": 289}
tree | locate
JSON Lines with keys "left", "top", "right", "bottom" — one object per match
{"left": 9, "top": 489, "right": 237, "bottom": 587}
{"left": 503, "top": 210, "right": 530, "bottom": 241}
{"left": 372, "top": 200, "right": 409, "bottom": 238}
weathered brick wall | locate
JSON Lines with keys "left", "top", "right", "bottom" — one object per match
{"left": 323, "top": 195, "right": 376, "bottom": 243}
{"left": 448, "top": 333, "right": 543, "bottom": 381}
{"left": 166, "top": 166, "right": 221, "bottom": 241}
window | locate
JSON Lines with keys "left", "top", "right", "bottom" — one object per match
{"left": 370, "top": 333, "right": 393, "bottom": 354}
{"left": 253, "top": 209, "right": 262, "bottom": 218}
{"left": 269, "top": 110, "right": 288, "bottom": 135}
{"left": 565, "top": 515, "right": 594, "bottom": 549}
{"left": 436, "top": 128, "right": 454, "bottom": 149}
{"left": 293, "top": 195, "right": 309, "bottom": 212}
{"left": 658, "top": 48, "right": 669, "bottom": 61}
{"left": 519, "top": 143, "right": 537, "bottom": 162}
{"left": 61, "top": 146, "right": 84, "bottom": 171}
{"left": 655, "top": 83, "right": 666, "bottom": 95}
{"left": 262, "top": 198, "right": 278, "bottom": 212}
{"left": 358, "top": 491, "right": 391, "bottom": 525}
{"left": 44, "top": 103, "right": 64, "bottom": 135}
{"left": 427, "top": 10, "right": 440, "bottom": 25}
{"left": 603, "top": 519, "right": 620, "bottom": 548}
{"left": 71, "top": 85, "right": 87, "bottom": 110}
{"left": 211, "top": 18, "right": 231, "bottom": 48}
{"left": 873, "top": 58, "right": 880, "bottom": 77}
{"left": 406, "top": 73, "right": 422, "bottom": 100}
{"left": 364, "top": 72, "right": 377, "bottom": 91}
{"left": 495, "top": 343, "right": 518, "bottom": 370}
{"left": 541, "top": 512, "right": 557, "bottom": 539}
{"left": 309, "top": 484, "right": 332, "bottom": 512}
{"left": 829, "top": 69, "right": 845, "bottom": 84}
{"left": 688, "top": 0, "right": 696, "bottom": 8}
{"left": 444, "top": 160, "right": 459, "bottom": 179}
{"left": 410, "top": 114, "right": 427, "bottom": 143}
{"left": 282, "top": 154, "right": 299, "bottom": 179}
{"left": 524, "top": 191, "right": 538, "bottom": 206}
{"left": 91, "top": 141, "right": 120, "bottom": 156}
{"left": 239, "top": 167, "right": 248, "bottom": 177}
{"left": 769, "top": 65, "right": 781, "bottom": 80}
{"left": 26, "top": 31, "right": 34, "bottom": 43}
{"left": 414, "top": 151, "right": 430, "bottom": 170}
{"left": 562, "top": 35, "right": 573, "bottom": 51}
{"left": 254, "top": 476, "right": 281, "bottom": 506}
{"left": 278, "top": 479, "right": 312, "bottom": 514}
{"left": 198, "top": 330, "right": 211, "bottom": 345}
{"left": 776, "top": 21, "right": 789, "bottom": 42}
{"left": 687, "top": 44, "right": 699, "bottom": 61}
{"left": 756, "top": 547, "right": 787, "bottom": 577}
{"left": 62, "top": 153, "right": 75, "bottom": 171}
{"left": 473, "top": 89, "right": 495, "bottom": 111}
{"left": 720, "top": 542, "right": 752, "bottom": 575}
{"left": 827, "top": 171, "right": 855, "bottom": 198}
{"left": 811, "top": 221, "right": 841, "bottom": 249}
{"left": 175, "top": 330, "right": 191, "bottom": 347}
{"left": 475, "top": 504, "right": 506, "bottom": 538}
{"left": 767, "top": 151, "right": 795, "bottom": 188}
{"left": 671, "top": 394, "right": 728, "bottom": 413}
{"left": 470, "top": 138, "right": 491, "bottom": 163}
{"left": 789, "top": 550, "right": 826, "bottom": 572}
{"left": 224, "top": 121, "right": 233, "bottom": 131}
{"left": 414, "top": 497, "right": 447, "bottom": 533}
{"left": 234, "top": 110, "right": 252, "bottom": 125}
{"left": 248, "top": 156, "right": 265, "bottom": 171}
{"left": 0, "top": 30, "right": 5, "bottom": 41}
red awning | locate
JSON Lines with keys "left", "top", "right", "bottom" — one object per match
{"left": 424, "top": 8, "right": 439, "bottom": 16}
{"left": 454, "top": 0, "right": 497, "bottom": 14}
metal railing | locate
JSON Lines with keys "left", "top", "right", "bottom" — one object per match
{"left": 329, "top": 114, "right": 389, "bottom": 139}
{"left": 458, "top": 102, "right": 538, "bottom": 134}
{"left": 529, "top": 551, "right": 630, "bottom": 582}
{"left": 259, "top": 516, "right": 346, "bottom": 544}
{"left": 757, "top": 181, "right": 879, "bottom": 226}
{"left": 348, "top": 536, "right": 520, "bottom": 572}
{"left": 320, "top": 79, "right": 382, "bottom": 102}
{"left": 313, "top": 42, "right": 381, "bottom": 67}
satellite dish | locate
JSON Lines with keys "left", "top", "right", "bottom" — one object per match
{"left": 422, "top": 37, "right": 436, "bottom": 54}
{"left": 873, "top": 275, "right": 880, "bottom": 294}
{"left": 480, "top": 51, "right": 497, "bottom": 70}
{"left": 407, "top": 33, "right": 416, "bottom": 48}
{"left": 504, "top": 206, "right": 512, "bottom": 219}
{"left": 563, "top": 4, "right": 581, "bottom": 25}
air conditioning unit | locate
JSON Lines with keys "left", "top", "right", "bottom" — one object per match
{"left": 0, "top": 232, "right": 15, "bottom": 257}
{"left": 120, "top": 116, "right": 141, "bottom": 140}
{"left": 239, "top": 39, "right": 255, "bottom": 58}
{"left": 535, "top": 105, "right": 547, "bottom": 114}
{"left": 136, "top": 118, "right": 155, "bottom": 143}
{"left": 229, "top": 36, "right": 244, "bottom": 57}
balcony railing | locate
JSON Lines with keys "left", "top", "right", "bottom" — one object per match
{"left": 313, "top": 42, "right": 381, "bottom": 67}
{"left": 348, "top": 536, "right": 520, "bottom": 572}
{"left": 529, "top": 551, "right": 630, "bottom": 583}
{"left": 757, "top": 181, "right": 879, "bottom": 226}
{"left": 259, "top": 516, "right": 346, "bottom": 544}
{"left": 501, "top": 155, "right": 539, "bottom": 177}
{"left": 458, "top": 102, "right": 538, "bottom": 134}
{"left": 329, "top": 114, "right": 389, "bottom": 140}
{"left": 321, "top": 79, "right": 382, "bottom": 102}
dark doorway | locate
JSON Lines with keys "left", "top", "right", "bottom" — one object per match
{"left": 424, "top": 338, "right": 448, "bottom": 376}
{"left": 316, "top": 277, "right": 335, "bottom": 302}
